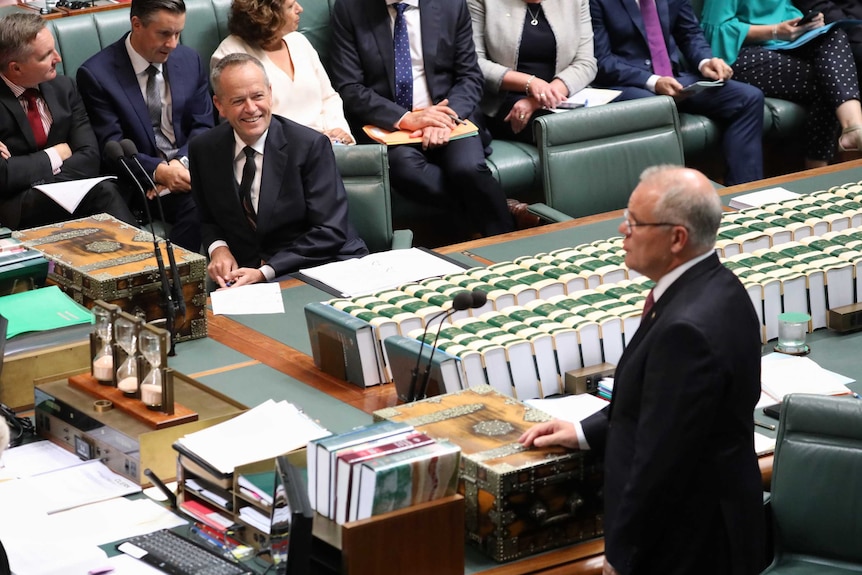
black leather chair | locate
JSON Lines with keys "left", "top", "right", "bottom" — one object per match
{"left": 762, "top": 393, "right": 862, "bottom": 574}
{"left": 529, "top": 96, "right": 685, "bottom": 221}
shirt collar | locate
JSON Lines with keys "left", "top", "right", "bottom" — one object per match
{"left": 386, "top": 0, "right": 419, "bottom": 8}
{"left": 125, "top": 33, "right": 162, "bottom": 76}
{"left": 1, "top": 73, "right": 29, "bottom": 99}
{"left": 652, "top": 250, "right": 714, "bottom": 302}
{"left": 233, "top": 130, "right": 268, "bottom": 160}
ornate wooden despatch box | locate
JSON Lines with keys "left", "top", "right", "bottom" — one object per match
{"left": 374, "top": 386, "right": 603, "bottom": 562}
{"left": 14, "top": 214, "right": 207, "bottom": 341}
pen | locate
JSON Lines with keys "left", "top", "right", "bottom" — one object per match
{"left": 447, "top": 114, "right": 467, "bottom": 125}
{"left": 853, "top": 392, "right": 861, "bottom": 399}
{"left": 189, "top": 525, "right": 234, "bottom": 558}
{"left": 754, "top": 420, "right": 776, "bottom": 431}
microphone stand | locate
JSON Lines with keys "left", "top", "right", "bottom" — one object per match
{"left": 406, "top": 307, "right": 451, "bottom": 403}
{"left": 114, "top": 140, "right": 178, "bottom": 355}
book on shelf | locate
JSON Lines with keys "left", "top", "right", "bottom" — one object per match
{"left": 305, "top": 301, "right": 386, "bottom": 387}
{"left": 179, "top": 498, "right": 236, "bottom": 532}
{"left": 333, "top": 431, "right": 435, "bottom": 524}
{"left": 307, "top": 420, "right": 413, "bottom": 518}
{"left": 237, "top": 471, "right": 274, "bottom": 506}
{"left": 351, "top": 440, "right": 461, "bottom": 522}
{"left": 362, "top": 118, "right": 478, "bottom": 145}
{"left": 384, "top": 334, "right": 463, "bottom": 401}
{"left": 238, "top": 504, "right": 271, "bottom": 533}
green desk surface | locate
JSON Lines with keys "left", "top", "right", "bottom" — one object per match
{"left": 721, "top": 164, "right": 862, "bottom": 205}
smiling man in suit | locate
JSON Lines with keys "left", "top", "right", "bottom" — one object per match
{"left": 190, "top": 54, "right": 367, "bottom": 289}
{"left": 77, "top": 0, "right": 213, "bottom": 251}
{"left": 589, "top": 0, "right": 764, "bottom": 186}
{"left": 0, "top": 14, "right": 136, "bottom": 230}
{"left": 328, "top": 0, "right": 514, "bottom": 241}
{"left": 521, "top": 166, "right": 765, "bottom": 575}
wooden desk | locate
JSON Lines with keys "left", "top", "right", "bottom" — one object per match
{"left": 204, "top": 160, "right": 862, "bottom": 574}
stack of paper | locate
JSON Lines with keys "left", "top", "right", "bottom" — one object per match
{"left": 761, "top": 353, "right": 854, "bottom": 402}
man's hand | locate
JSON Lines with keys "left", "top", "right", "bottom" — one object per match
{"left": 417, "top": 125, "right": 452, "bottom": 150}
{"left": 0, "top": 140, "right": 9, "bottom": 160}
{"left": 324, "top": 128, "right": 354, "bottom": 145}
{"left": 154, "top": 159, "right": 191, "bottom": 193}
{"left": 219, "top": 267, "right": 265, "bottom": 288}
{"left": 51, "top": 143, "right": 72, "bottom": 161}
{"left": 700, "top": 58, "right": 733, "bottom": 81}
{"left": 208, "top": 246, "right": 239, "bottom": 288}
{"left": 655, "top": 76, "right": 687, "bottom": 99}
{"left": 399, "top": 98, "right": 458, "bottom": 132}
{"left": 518, "top": 419, "right": 580, "bottom": 449}
{"left": 504, "top": 97, "right": 542, "bottom": 134}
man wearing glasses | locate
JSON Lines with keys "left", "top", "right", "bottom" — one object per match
{"left": 521, "top": 165, "right": 765, "bottom": 575}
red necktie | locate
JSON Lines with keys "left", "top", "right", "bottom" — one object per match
{"left": 641, "top": 289, "right": 655, "bottom": 318}
{"left": 640, "top": 0, "right": 674, "bottom": 77}
{"left": 22, "top": 89, "right": 48, "bottom": 149}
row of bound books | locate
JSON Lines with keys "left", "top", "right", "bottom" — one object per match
{"left": 307, "top": 420, "right": 460, "bottom": 525}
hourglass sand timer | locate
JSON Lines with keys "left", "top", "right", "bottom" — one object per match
{"left": 139, "top": 325, "right": 168, "bottom": 410}
{"left": 90, "top": 301, "right": 118, "bottom": 384}
{"left": 115, "top": 312, "right": 142, "bottom": 397}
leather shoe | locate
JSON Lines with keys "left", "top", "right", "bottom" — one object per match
{"left": 507, "top": 198, "right": 541, "bottom": 230}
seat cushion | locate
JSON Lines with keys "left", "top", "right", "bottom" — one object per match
{"left": 762, "top": 556, "right": 862, "bottom": 574}
{"left": 485, "top": 140, "right": 541, "bottom": 201}
{"left": 764, "top": 97, "right": 808, "bottom": 140}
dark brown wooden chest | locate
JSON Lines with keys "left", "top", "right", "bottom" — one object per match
{"left": 375, "top": 386, "right": 603, "bottom": 562}
{"left": 14, "top": 214, "right": 207, "bottom": 341}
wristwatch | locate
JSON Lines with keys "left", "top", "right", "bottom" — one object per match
{"left": 177, "top": 156, "right": 190, "bottom": 170}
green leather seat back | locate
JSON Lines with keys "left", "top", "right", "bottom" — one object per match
{"left": 334, "top": 144, "right": 395, "bottom": 253}
{"left": 48, "top": 9, "right": 130, "bottom": 78}
{"left": 767, "top": 394, "right": 862, "bottom": 569}
{"left": 533, "top": 96, "right": 684, "bottom": 217}
{"left": 181, "top": 0, "right": 224, "bottom": 66}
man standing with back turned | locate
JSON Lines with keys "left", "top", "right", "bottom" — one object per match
{"left": 521, "top": 166, "right": 765, "bottom": 575}
{"left": 77, "top": 0, "right": 213, "bottom": 251}
{"left": 328, "top": 0, "right": 514, "bottom": 241}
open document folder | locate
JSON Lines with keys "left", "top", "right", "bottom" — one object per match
{"left": 363, "top": 119, "right": 478, "bottom": 145}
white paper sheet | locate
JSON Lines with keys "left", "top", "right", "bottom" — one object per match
{"left": 299, "top": 247, "right": 466, "bottom": 297}
{"left": 34, "top": 176, "right": 116, "bottom": 214}
{"left": 761, "top": 352, "right": 854, "bottom": 401}
{"left": 728, "top": 187, "right": 801, "bottom": 210}
{"left": 0, "top": 439, "right": 84, "bottom": 480}
{"left": 210, "top": 282, "right": 285, "bottom": 315}
{"left": 525, "top": 393, "right": 609, "bottom": 424}
{"left": 550, "top": 87, "right": 622, "bottom": 112}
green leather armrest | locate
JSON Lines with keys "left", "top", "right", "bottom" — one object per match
{"left": 526, "top": 203, "right": 574, "bottom": 223}
{"left": 391, "top": 229, "right": 414, "bottom": 250}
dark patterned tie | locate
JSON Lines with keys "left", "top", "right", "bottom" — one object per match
{"left": 145, "top": 65, "right": 175, "bottom": 157}
{"left": 640, "top": 0, "right": 673, "bottom": 77}
{"left": 641, "top": 288, "right": 655, "bottom": 318}
{"left": 239, "top": 146, "right": 258, "bottom": 231}
{"left": 393, "top": 3, "right": 413, "bottom": 111}
{"left": 22, "top": 89, "right": 48, "bottom": 149}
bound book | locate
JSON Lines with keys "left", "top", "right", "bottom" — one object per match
{"left": 333, "top": 431, "right": 435, "bottom": 524}
{"left": 384, "top": 334, "right": 463, "bottom": 401}
{"left": 307, "top": 420, "right": 413, "bottom": 518}
{"left": 362, "top": 119, "right": 479, "bottom": 146}
{"left": 351, "top": 440, "right": 461, "bottom": 522}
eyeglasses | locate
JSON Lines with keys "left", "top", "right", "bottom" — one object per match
{"left": 621, "top": 209, "right": 682, "bottom": 235}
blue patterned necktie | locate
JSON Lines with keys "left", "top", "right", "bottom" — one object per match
{"left": 393, "top": 2, "right": 413, "bottom": 111}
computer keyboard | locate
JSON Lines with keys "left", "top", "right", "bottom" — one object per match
{"left": 118, "top": 529, "right": 252, "bottom": 575}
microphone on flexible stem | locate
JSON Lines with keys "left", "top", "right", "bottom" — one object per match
{"left": 413, "top": 289, "right": 489, "bottom": 401}
{"left": 405, "top": 290, "right": 473, "bottom": 403}
{"left": 120, "top": 139, "right": 186, "bottom": 355}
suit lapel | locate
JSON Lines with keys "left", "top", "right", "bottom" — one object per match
{"left": 114, "top": 40, "right": 156, "bottom": 149}
{"left": 39, "top": 80, "right": 65, "bottom": 146}
{"left": 258, "top": 120, "right": 288, "bottom": 233}
{"left": 0, "top": 83, "right": 34, "bottom": 149}
{"left": 623, "top": 0, "right": 648, "bottom": 40}
{"left": 371, "top": 1, "right": 398, "bottom": 100}
{"left": 419, "top": 0, "right": 439, "bottom": 86}
{"left": 164, "top": 55, "right": 184, "bottom": 144}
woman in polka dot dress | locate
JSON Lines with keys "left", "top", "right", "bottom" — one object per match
{"left": 700, "top": 0, "right": 862, "bottom": 169}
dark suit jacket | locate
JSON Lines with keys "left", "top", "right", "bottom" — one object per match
{"left": 76, "top": 34, "right": 214, "bottom": 175}
{"left": 189, "top": 116, "right": 367, "bottom": 276}
{"left": 0, "top": 75, "right": 101, "bottom": 227}
{"left": 589, "top": 0, "right": 714, "bottom": 88}
{"left": 581, "top": 253, "right": 764, "bottom": 575}
{"left": 329, "top": 0, "right": 484, "bottom": 138}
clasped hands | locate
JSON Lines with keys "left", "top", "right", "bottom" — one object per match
{"left": 399, "top": 98, "right": 463, "bottom": 150}
{"left": 506, "top": 77, "right": 566, "bottom": 133}
{"left": 655, "top": 57, "right": 733, "bottom": 100}
{"left": 150, "top": 157, "right": 191, "bottom": 199}
{"left": 208, "top": 246, "right": 265, "bottom": 289}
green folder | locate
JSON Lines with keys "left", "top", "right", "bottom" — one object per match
{"left": 0, "top": 285, "right": 93, "bottom": 338}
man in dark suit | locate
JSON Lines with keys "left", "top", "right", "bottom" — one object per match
{"left": 328, "top": 0, "right": 514, "bottom": 240}
{"left": 0, "top": 14, "right": 136, "bottom": 230}
{"left": 794, "top": 0, "right": 862, "bottom": 71}
{"left": 590, "top": 0, "right": 764, "bottom": 186}
{"left": 77, "top": 0, "right": 213, "bottom": 251}
{"left": 191, "top": 54, "right": 367, "bottom": 288}
{"left": 521, "top": 166, "right": 765, "bottom": 575}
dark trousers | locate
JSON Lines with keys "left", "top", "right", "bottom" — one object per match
{"left": 3, "top": 179, "right": 137, "bottom": 229}
{"left": 387, "top": 135, "right": 513, "bottom": 238}
{"left": 615, "top": 75, "right": 765, "bottom": 186}
{"left": 733, "top": 28, "right": 860, "bottom": 162}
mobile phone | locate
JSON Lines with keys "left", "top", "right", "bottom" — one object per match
{"left": 762, "top": 402, "right": 782, "bottom": 419}
{"left": 794, "top": 10, "right": 820, "bottom": 26}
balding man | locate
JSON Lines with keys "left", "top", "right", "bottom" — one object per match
{"left": 521, "top": 166, "right": 765, "bottom": 575}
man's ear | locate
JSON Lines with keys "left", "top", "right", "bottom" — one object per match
{"left": 212, "top": 94, "right": 224, "bottom": 119}
{"left": 669, "top": 225, "right": 689, "bottom": 255}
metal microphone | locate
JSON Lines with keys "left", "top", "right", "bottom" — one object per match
{"left": 119, "top": 139, "right": 186, "bottom": 354}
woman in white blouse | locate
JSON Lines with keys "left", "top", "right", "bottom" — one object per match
{"left": 211, "top": 0, "right": 354, "bottom": 145}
